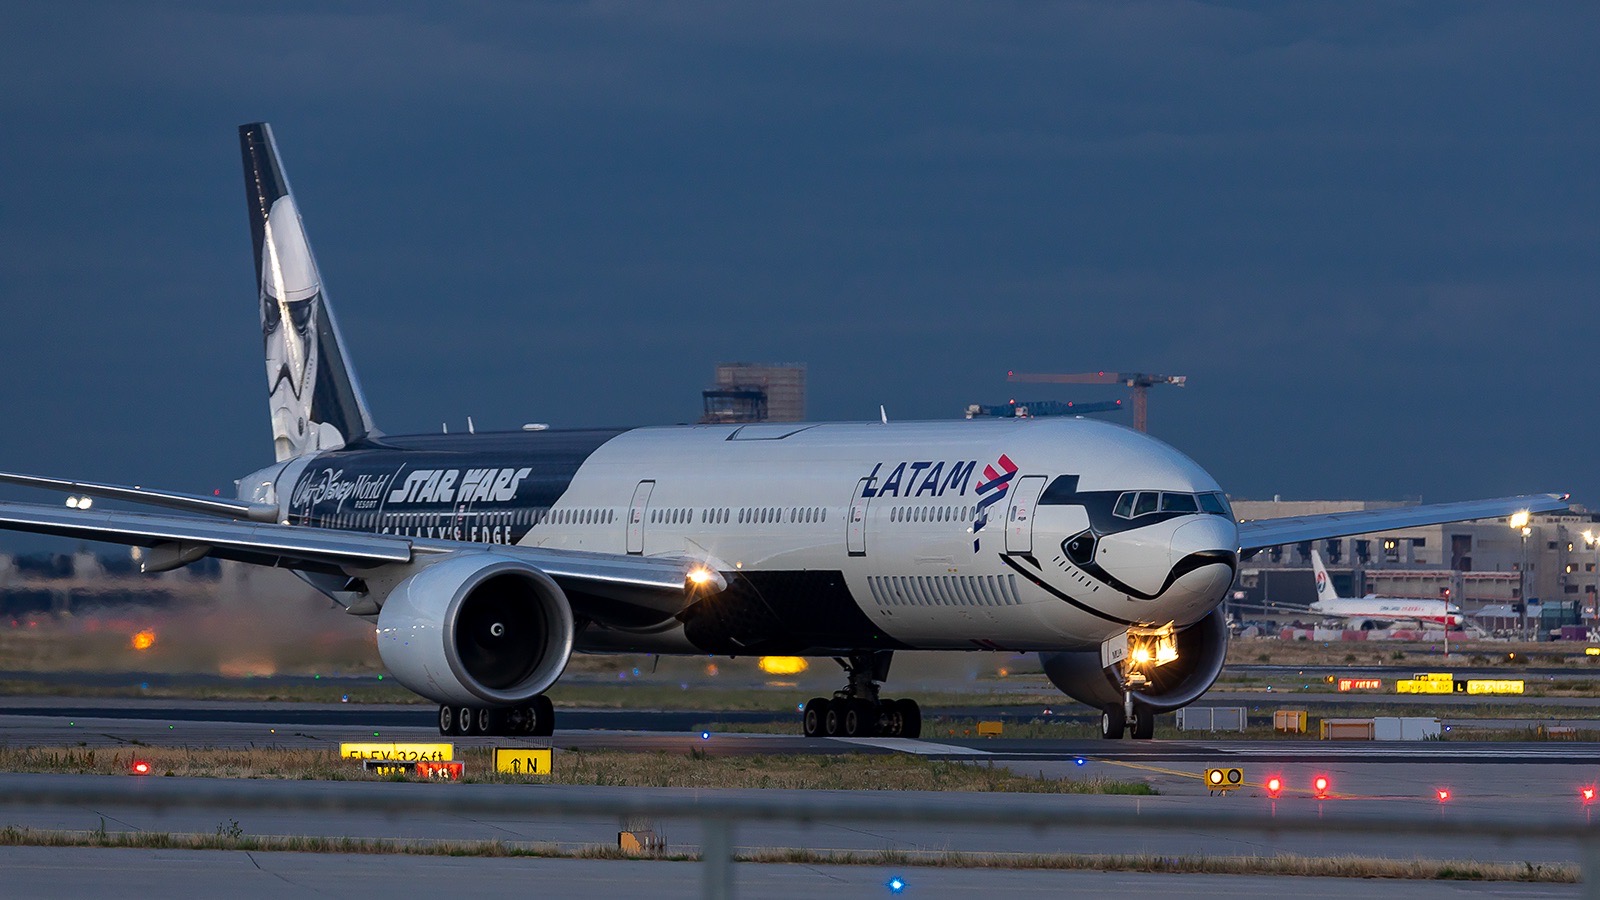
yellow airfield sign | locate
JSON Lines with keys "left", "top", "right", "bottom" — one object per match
{"left": 495, "top": 747, "right": 554, "bottom": 776}
{"left": 339, "top": 742, "right": 453, "bottom": 762}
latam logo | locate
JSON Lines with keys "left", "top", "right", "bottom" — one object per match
{"left": 387, "top": 467, "right": 532, "bottom": 505}
{"left": 971, "top": 454, "right": 1018, "bottom": 550}
{"left": 858, "top": 460, "right": 978, "bottom": 498}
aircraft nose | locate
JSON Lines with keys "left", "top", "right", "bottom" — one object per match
{"left": 1170, "top": 516, "right": 1238, "bottom": 566}
{"left": 1162, "top": 517, "right": 1239, "bottom": 613}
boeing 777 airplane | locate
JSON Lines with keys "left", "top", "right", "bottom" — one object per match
{"left": 0, "top": 124, "right": 1567, "bottom": 740}
{"left": 1310, "top": 550, "right": 1461, "bottom": 628}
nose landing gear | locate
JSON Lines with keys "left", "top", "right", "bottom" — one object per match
{"left": 1100, "top": 697, "right": 1156, "bottom": 739}
{"left": 801, "top": 651, "right": 922, "bottom": 739}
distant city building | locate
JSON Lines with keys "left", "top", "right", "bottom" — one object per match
{"left": 1232, "top": 498, "right": 1600, "bottom": 628}
{"left": 701, "top": 363, "right": 806, "bottom": 423}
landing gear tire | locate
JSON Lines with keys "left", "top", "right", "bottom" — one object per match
{"left": 1100, "top": 704, "right": 1126, "bottom": 740}
{"left": 1130, "top": 706, "right": 1155, "bottom": 740}
{"left": 823, "top": 704, "right": 842, "bottom": 737}
{"left": 456, "top": 705, "right": 475, "bottom": 736}
{"left": 895, "top": 699, "right": 922, "bottom": 740}
{"left": 531, "top": 695, "right": 555, "bottom": 737}
{"left": 438, "top": 704, "right": 454, "bottom": 735}
{"left": 475, "top": 707, "right": 499, "bottom": 735}
{"left": 802, "top": 697, "right": 829, "bottom": 737}
{"left": 841, "top": 700, "right": 874, "bottom": 738}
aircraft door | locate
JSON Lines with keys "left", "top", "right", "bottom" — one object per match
{"left": 846, "top": 478, "right": 872, "bottom": 557}
{"left": 626, "top": 480, "right": 655, "bottom": 555}
{"left": 1004, "top": 475, "right": 1047, "bottom": 555}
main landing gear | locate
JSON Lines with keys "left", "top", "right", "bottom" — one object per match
{"left": 437, "top": 696, "right": 555, "bottom": 737}
{"left": 801, "top": 651, "right": 922, "bottom": 739}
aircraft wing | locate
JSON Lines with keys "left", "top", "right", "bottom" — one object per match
{"left": 0, "top": 499, "right": 706, "bottom": 617}
{"left": 1237, "top": 493, "right": 1570, "bottom": 555}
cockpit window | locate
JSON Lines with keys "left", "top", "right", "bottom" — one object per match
{"left": 1113, "top": 489, "right": 1232, "bottom": 519}
{"left": 1160, "top": 492, "right": 1198, "bottom": 513}
{"left": 1133, "top": 491, "right": 1159, "bottom": 516}
{"left": 1113, "top": 492, "right": 1136, "bottom": 518}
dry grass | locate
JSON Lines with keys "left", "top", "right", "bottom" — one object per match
{"left": 0, "top": 745, "right": 1155, "bottom": 793}
{"left": 0, "top": 825, "right": 1573, "bottom": 882}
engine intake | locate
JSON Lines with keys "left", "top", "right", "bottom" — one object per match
{"left": 1039, "top": 608, "right": 1229, "bottom": 714}
{"left": 376, "top": 554, "right": 575, "bottom": 706}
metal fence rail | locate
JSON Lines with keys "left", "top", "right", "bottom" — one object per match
{"left": 0, "top": 777, "right": 1594, "bottom": 899}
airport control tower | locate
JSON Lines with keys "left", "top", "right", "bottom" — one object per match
{"left": 701, "top": 362, "right": 807, "bottom": 423}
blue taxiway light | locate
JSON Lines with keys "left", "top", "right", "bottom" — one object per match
{"left": 1074, "top": 757, "right": 1086, "bottom": 766}
{"left": 887, "top": 876, "right": 906, "bottom": 893}
{"left": 701, "top": 731, "right": 711, "bottom": 740}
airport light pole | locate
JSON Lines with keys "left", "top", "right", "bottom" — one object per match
{"left": 1509, "top": 511, "right": 1531, "bottom": 642}
{"left": 1586, "top": 530, "right": 1600, "bottom": 626}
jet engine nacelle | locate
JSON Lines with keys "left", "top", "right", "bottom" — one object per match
{"left": 1039, "top": 608, "right": 1229, "bottom": 714}
{"left": 375, "top": 553, "right": 575, "bottom": 707}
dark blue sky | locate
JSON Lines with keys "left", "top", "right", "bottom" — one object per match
{"left": 1, "top": 2, "right": 1596, "bottom": 518}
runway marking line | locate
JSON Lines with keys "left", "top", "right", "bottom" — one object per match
{"left": 833, "top": 737, "right": 993, "bottom": 756}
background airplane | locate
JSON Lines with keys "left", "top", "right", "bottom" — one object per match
{"left": 1311, "top": 549, "right": 1462, "bottom": 628}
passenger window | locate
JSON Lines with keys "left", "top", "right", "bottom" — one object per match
{"left": 1161, "top": 493, "right": 1199, "bottom": 513}
{"left": 1113, "top": 492, "right": 1136, "bottom": 518}
{"left": 1133, "top": 492, "right": 1158, "bottom": 516}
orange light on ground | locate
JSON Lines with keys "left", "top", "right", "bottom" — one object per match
{"left": 131, "top": 630, "right": 155, "bottom": 651}
{"left": 758, "top": 656, "right": 809, "bottom": 676}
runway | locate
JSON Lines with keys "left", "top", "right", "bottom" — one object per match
{"left": 0, "top": 846, "right": 1571, "bottom": 899}
{"left": 0, "top": 698, "right": 1595, "bottom": 896}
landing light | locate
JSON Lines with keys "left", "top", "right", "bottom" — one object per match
{"left": 686, "top": 566, "right": 718, "bottom": 588}
{"left": 759, "top": 656, "right": 809, "bottom": 676}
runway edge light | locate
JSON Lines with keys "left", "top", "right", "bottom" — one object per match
{"left": 1265, "top": 775, "right": 1283, "bottom": 798}
{"left": 1313, "top": 775, "right": 1331, "bottom": 799}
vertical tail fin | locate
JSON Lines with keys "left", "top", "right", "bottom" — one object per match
{"left": 1310, "top": 550, "right": 1339, "bottom": 604}
{"left": 240, "top": 122, "right": 377, "bottom": 462}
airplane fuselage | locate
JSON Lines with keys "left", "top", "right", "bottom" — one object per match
{"left": 242, "top": 417, "right": 1241, "bottom": 657}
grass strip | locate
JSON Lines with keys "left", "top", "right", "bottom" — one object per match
{"left": 0, "top": 746, "right": 1155, "bottom": 794}
{"left": 0, "top": 824, "right": 1574, "bottom": 882}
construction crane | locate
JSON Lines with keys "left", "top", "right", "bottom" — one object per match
{"left": 1006, "top": 371, "right": 1186, "bottom": 433}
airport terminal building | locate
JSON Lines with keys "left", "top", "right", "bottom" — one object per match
{"left": 1233, "top": 498, "right": 1600, "bottom": 631}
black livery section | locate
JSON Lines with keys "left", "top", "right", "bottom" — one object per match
{"left": 286, "top": 429, "right": 628, "bottom": 543}
{"left": 681, "top": 570, "right": 910, "bottom": 655}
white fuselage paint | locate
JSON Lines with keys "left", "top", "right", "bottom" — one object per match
{"left": 270, "top": 417, "right": 1240, "bottom": 655}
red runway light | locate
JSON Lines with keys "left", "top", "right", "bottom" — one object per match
{"left": 1582, "top": 786, "right": 1596, "bottom": 804}
{"left": 131, "top": 760, "right": 151, "bottom": 776}
{"left": 1312, "top": 775, "right": 1330, "bottom": 798}
{"left": 1265, "top": 776, "right": 1283, "bottom": 798}
{"left": 1436, "top": 789, "right": 1451, "bottom": 802}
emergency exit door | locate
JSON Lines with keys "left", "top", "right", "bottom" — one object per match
{"left": 626, "top": 480, "right": 655, "bottom": 555}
